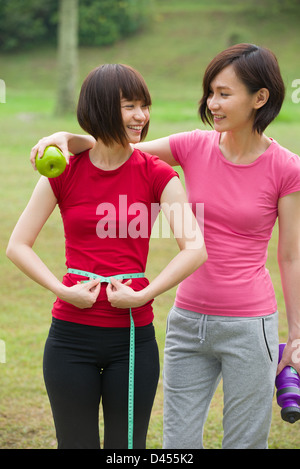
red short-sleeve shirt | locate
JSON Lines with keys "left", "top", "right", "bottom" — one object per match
{"left": 49, "top": 149, "right": 178, "bottom": 327}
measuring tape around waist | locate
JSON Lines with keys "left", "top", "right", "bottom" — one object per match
{"left": 67, "top": 268, "right": 145, "bottom": 284}
{"left": 67, "top": 267, "right": 145, "bottom": 449}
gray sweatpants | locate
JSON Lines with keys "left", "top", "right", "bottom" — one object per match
{"left": 163, "top": 306, "right": 279, "bottom": 449}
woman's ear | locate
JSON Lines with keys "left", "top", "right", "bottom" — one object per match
{"left": 254, "top": 88, "right": 270, "bottom": 109}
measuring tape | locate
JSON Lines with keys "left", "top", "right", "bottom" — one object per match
{"left": 67, "top": 267, "right": 145, "bottom": 449}
{"left": 128, "top": 307, "right": 135, "bottom": 449}
{"left": 67, "top": 268, "right": 145, "bottom": 284}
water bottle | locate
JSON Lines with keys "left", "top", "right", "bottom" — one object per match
{"left": 275, "top": 343, "right": 300, "bottom": 423}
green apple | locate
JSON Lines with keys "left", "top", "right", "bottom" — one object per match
{"left": 36, "top": 146, "right": 67, "bottom": 178}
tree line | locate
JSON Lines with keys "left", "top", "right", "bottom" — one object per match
{"left": 0, "top": 0, "right": 153, "bottom": 52}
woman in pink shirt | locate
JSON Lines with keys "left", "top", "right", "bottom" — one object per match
{"left": 30, "top": 44, "right": 300, "bottom": 448}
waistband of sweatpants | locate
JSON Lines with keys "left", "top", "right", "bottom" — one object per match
{"left": 171, "top": 305, "right": 278, "bottom": 322}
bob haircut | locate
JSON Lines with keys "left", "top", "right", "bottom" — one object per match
{"left": 77, "top": 64, "right": 152, "bottom": 146}
{"left": 199, "top": 43, "right": 285, "bottom": 134}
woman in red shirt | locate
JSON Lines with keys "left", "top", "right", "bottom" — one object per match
{"left": 7, "top": 64, "right": 207, "bottom": 449}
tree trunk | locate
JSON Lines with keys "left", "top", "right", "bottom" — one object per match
{"left": 56, "top": 0, "right": 78, "bottom": 115}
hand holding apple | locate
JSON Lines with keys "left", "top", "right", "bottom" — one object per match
{"left": 35, "top": 146, "right": 67, "bottom": 178}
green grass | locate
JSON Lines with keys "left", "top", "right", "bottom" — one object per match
{"left": 1, "top": 0, "right": 300, "bottom": 449}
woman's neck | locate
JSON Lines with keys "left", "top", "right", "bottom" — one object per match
{"left": 89, "top": 140, "right": 133, "bottom": 170}
{"left": 219, "top": 129, "right": 272, "bottom": 165}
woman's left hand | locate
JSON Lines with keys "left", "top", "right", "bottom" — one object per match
{"left": 106, "top": 278, "right": 145, "bottom": 309}
{"left": 277, "top": 339, "right": 300, "bottom": 376}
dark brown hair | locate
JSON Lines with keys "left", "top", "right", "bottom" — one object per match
{"left": 77, "top": 64, "right": 152, "bottom": 146}
{"left": 199, "top": 43, "right": 285, "bottom": 134}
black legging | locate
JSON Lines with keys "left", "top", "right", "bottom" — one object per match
{"left": 43, "top": 317, "right": 160, "bottom": 449}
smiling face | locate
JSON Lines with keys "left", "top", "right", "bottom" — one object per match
{"left": 120, "top": 98, "right": 150, "bottom": 144}
{"left": 199, "top": 44, "right": 285, "bottom": 135}
{"left": 206, "top": 64, "right": 264, "bottom": 134}
{"left": 77, "top": 64, "right": 152, "bottom": 147}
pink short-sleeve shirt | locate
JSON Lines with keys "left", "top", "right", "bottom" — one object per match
{"left": 170, "top": 129, "right": 300, "bottom": 317}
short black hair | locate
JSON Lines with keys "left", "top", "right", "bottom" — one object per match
{"left": 77, "top": 64, "right": 152, "bottom": 146}
{"left": 199, "top": 43, "right": 285, "bottom": 134}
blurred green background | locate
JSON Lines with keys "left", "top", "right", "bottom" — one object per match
{"left": 0, "top": 0, "right": 300, "bottom": 449}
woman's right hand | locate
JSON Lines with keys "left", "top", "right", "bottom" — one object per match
{"left": 59, "top": 278, "right": 101, "bottom": 309}
{"left": 30, "top": 131, "right": 71, "bottom": 170}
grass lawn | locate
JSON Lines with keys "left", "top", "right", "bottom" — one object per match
{"left": 1, "top": 0, "right": 300, "bottom": 449}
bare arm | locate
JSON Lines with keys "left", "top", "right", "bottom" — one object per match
{"left": 30, "top": 132, "right": 178, "bottom": 168}
{"left": 277, "top": 191, "right": 300, "bottom": 375}
{"left": 106, "top": 176, "right": 207, "bottom": 307}
{"left": 134, "top": 137, "right": 178, "bottom": 166}
{"left": 6, "top": 177, "right": 101, "bottom": 308}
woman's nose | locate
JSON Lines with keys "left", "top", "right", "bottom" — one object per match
{"left": 134, "top": 107, "right": 148, "bottom": 121}
{"left": 208, "top": 95, "right": 219, "bottom": 110}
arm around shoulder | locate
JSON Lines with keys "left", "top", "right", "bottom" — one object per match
{"left": 134, "top": 136, "right": 178, "bottom": 166}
